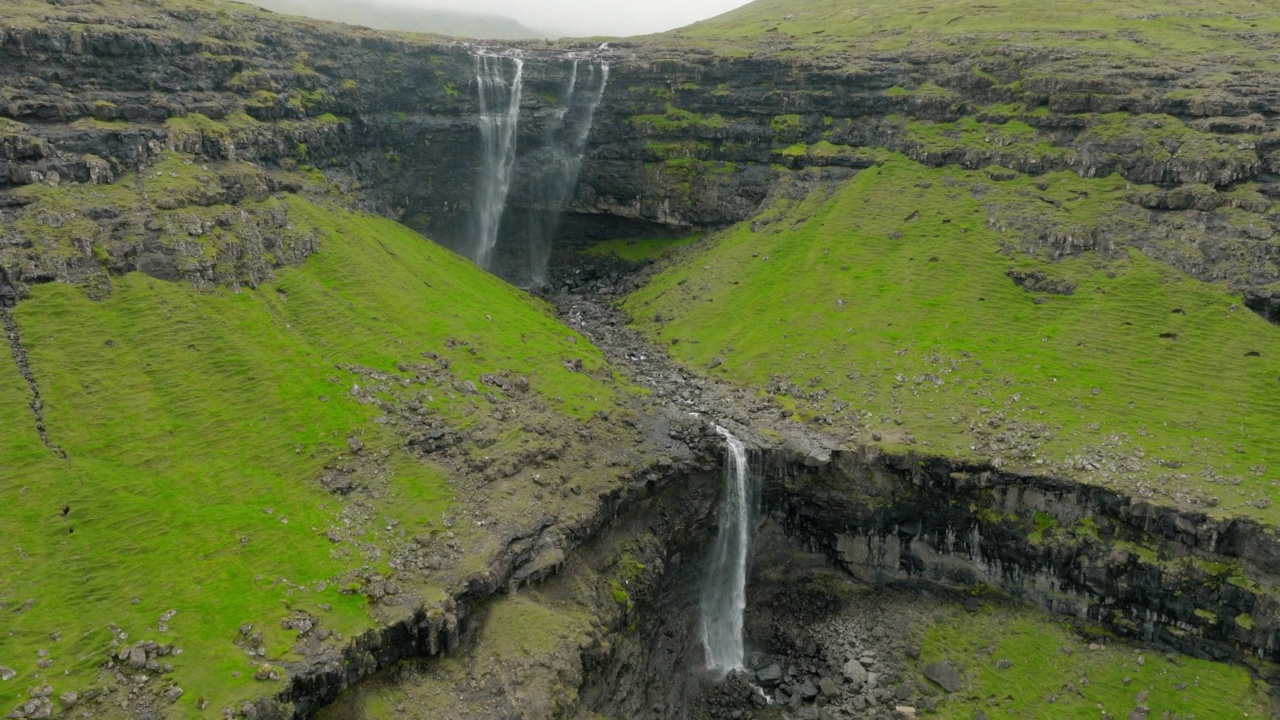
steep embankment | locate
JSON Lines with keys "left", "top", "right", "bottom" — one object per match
{"left": 624, "top": 155, "right": 1280, "bottom": 520}
{"left": 0, "top": 188, "right": 666, "bottom": 718}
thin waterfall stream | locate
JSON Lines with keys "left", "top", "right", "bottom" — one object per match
{"left": 522, "top": 59, "right": 609, "bottom": 287}
{"left": 700, "top": 425, "right": 755, "bottom": 673}
{"left": 470, "top": 53, "right": 523, "bottom": 270}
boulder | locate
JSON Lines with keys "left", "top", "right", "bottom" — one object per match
{"left": 756, "top": 664, "right": 783, "bottom": 687}
{"left": 842, "top": 658, "right": 868, "bottom": 686}
{"left": 923, "top": 660, "right": 963, "bottom": 693}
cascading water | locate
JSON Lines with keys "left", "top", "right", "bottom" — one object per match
{"left": 700, "top": 425, "right": 755, "bottom": 673}
{"left": 470, "top": 53, "right": 524, "bottom": 270}
{"left": 519, "top": 58, "right": 609, "bottom": 287}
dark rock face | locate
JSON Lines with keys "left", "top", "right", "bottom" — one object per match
{"left": 580, "top": 444, "right": 1280, "bottom": 718}
{"left": 5, "top": 9, "right": 1279, "bottom": 308}
{"left": 764, "top": 448, "right": 1280, "bottom": 667}
{"left": 1244, "top": 288, "right": 1280, "bottom": 325}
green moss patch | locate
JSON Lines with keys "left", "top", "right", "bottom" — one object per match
{"left": 584, "top": 235, "right": 704, "bottom": 263}
{"left": 921, "top": 601, "right": 1271, "bottom": 718}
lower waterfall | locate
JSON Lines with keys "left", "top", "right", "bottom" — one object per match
{"left": 700, "top": 425, "right": 755, "bottom": 673}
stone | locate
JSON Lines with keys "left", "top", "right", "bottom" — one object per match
{"left": 756, "top": 663, "right": 783, "bottom": 687}
{"left": 0, "top": 667, "right": 14, "bottom": 681}
{"left": 819, "top": 676, "right": 840, "bottom": 698}
{"left": 842, "top": 658, "right": 868, "bottom": 686}
{"left": 924, "top": 660, "right": 963, "bottom": 693}
{"left": 127, "top": 646, "right": 147, "bottom": 669}
{"left": 164, "top": 686, "right": 184, "bottom": 703}
{"left": 58, "top": 692, "right": 78, "bottom": 709}
{"left": 798, "top": 679, "right": 819, "bottom": 700}
{"left": 895, "top": 706, "right": 918, "bottom": 718}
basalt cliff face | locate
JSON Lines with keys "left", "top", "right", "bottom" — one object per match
{"left": 4, "top": 5, "right": 1280, "bottom": 312}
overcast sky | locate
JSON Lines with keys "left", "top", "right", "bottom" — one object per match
{"left": 404, "top": 0, "right": 753, "bottom": 37}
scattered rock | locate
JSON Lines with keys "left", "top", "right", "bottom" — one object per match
{"left": 819, "top": 676, "right": 839, "bottom": 698}
{"left": 843, "top": 658, "right": 868, "bottom": 686}
{"left": 756, "top": 664, "right": 783, "bottom": 687}
{"left": 923, "top": 660, "right": 963, "bottom": 693}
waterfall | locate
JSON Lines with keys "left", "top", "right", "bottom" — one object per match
{"left": 700, "top": 425, "right": 755, "bottom": 673}
{"left": 470, "top": 53, "right": 524, "bottom": 270}
{"left": 521, "top": 59, "right": 609, "bottom": 287}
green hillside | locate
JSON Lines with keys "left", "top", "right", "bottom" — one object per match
{"left": 0, "top": 197, "right": 626, "bottom": 717}
{"left": 625, "top": 155, "right": 1280, "bottom": 520}
{"left": 677, "top": 0, "right": 1280, "bottom": 61}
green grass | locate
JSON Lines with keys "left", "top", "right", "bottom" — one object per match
{"left": 584, "top": 234, "right": 704, "bottom": 263}
{"left": 921, "top": 601, "right": 1272, "bottom": 718}
{"left": 0, "top": 198, "right": 620, "bottom": 716}
{"left": 671, "top": 0, "right": 1280, "bottom": 63}
{"left": 624, "top": 155, "right": 1280, "bottom": 520}
{"left": 631, "top": 105, "right": 729, "bottom": 134}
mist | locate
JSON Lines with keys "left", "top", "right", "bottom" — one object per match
{"left": 378, "top": 0, "right": 753, "bottom": 37}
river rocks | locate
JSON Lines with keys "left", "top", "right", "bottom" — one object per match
{"left": 923, "top": 661, "right": 962, "bottom": 693}
{"left": 818, "top": 676, "right": 840, "bottom": 698}
{"left": 756, "top": 663, "right": 783, "bottom": 686}
{"left": 842, "top": 657, "right": 868, "bottom": 686}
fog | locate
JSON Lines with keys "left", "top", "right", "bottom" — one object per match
{"left": 388, "top": 0, "right": 753, "bottom": 37}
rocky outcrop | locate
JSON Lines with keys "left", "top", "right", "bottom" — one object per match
{"left": 762, "top": 445, "right": 1280, "bottom": 668}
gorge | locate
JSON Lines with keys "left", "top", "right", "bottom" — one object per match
{"left": 2, "top": 0, "right": 1280, "bottom": 719}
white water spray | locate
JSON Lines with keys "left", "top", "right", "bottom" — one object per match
{"left": 470, "top": 53, "right": 523, "bottom": 270}
{"left": 700, "top": 425, "right": 754, "bottom": 673}
{"left": 522, "top": 58, "right": 609, "bottom": 287}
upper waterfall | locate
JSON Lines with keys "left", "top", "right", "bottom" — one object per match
{"left": 469, "top": 53, "right": 523, "bottom": 270}
{"left": 519, "top": 59, "right": 609, "bottom": 287}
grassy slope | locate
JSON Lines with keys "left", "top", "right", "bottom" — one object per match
{"left": 584, "top": 234, "right": 705, "bottom": 263}
{"left": 919, "top": 599, "right": 1272, "bottom": 718}
{"left": 625, "top": 155, "right": 1280, "bottom": 519}
{"left": 676, "top": 0, "right": 1280, "bottom": 61}
{"left": 0, "top": 199, "right": 619, "bottom": 716}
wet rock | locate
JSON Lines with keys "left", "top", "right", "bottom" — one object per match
{"left": 756, "top": 663, "right": 783, "bottom": 687}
